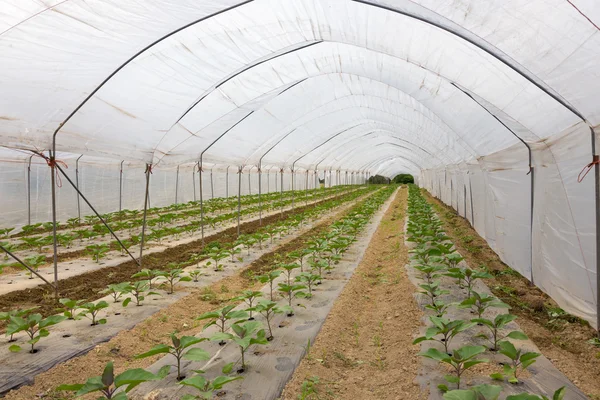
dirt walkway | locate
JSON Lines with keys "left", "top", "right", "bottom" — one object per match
{"left": 280, "top": 187, "right": 427, "bottom": 400}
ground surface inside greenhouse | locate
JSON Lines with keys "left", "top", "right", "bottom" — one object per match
{"left": 281, "top": 187, "right": 427, "bottom": 400}
{"left": 1, "top": 189, "right": 377, "bottom": 399}
{"left": 425, "top": 193, "right": 600, "bottom": 399}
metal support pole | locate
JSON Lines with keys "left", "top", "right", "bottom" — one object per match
{"left": 248, "top": 166, "right": 252, "bottom": 195}
{"left": 54, "top": 163, "right": 139, "bottom": 265}
{"left": 280, "top": 168, "right": 284, "bottom": 218}
{"left": 0, "top": 244, "right": 56, "bottom": 287}
{"left": 192, "top": 165, "right": 196, "bottom": 202}
{"left": 529, "top": 166, "right": 535, "bottom": 285}
{"left": 175, "top": 165, "right": 179, "bottom": 205}
{"left": 119, "top": 160, "right": 124, "bottom": 211}
{"left": 591, "top": 129, "right": 600, "bottom": 337}
{"left": 210, "top": 167, "right": 214, "bottom": 199}
{"left": 49, "top": 153, "right": 59, "bottom": 300}
{"left": 291, "top": 168, "right": 295, "bottom": 210}
{"left": 76, "top": 155, "right": 83, "bottom": 220}
{"left": 258, "top": 164, "right": 263, "bottom": 225}
{"left": 226, "top": 166, "right": 230, "bottom": 198}
{"left": 27, "top": 155, "right": 33, "bottom": 225}
{"left": 267, "top": 169, "right": 270, "bottom": 193}
{"left": 237, "top": 166, "right": 242, "bottom": 237}
{"left": 139, "top": 164, "right": 152, "bottom": 269}
{"left": 305, "top": 170, "right": 309, "bottom": 206}
{"left": 199, "top": 161, "right": 204, "bottom": 243}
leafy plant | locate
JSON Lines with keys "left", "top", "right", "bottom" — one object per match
{"left": 159, "top": 268, "right": 192, "bottom": 294}
{"left": 100, "top": 282, "right": 130, "bottom": 303}
{"left": 233, "top": 290, "right": 263, "bottom": 320}
{"left": 446, "top": 268, "right": 492, "bottom": 298}
{"left": 505, "top": 387, "right": 566, "bottom": 400}
{"left": 413, "top": 316, "right": 475, "bottom": 354}
{"left": 136, "top": 333, "right": 209, "bottom": 380}
{"left": 490, "top": 341, "right": 540, "bottom": 384}
{"left": 278, "top": 283, "right": 307, "bottom": 316}
{"left": 253, "top": 300, "right": 287, "bottom": 340}
{"left": 0, "top": 227, "right": 14, "bottom": 239}
{"left": 57, "top": 361, "right": 170, "bottom": 399}
{"left": 0, "top": 307, "right": 39, "bottom": 342}
{"left": 79, "top": 300, "right": 109, "bottom": 326}
{"left": 419, "top": 281, "right": 450, "bottom": 306}
{"left": 472, "top": 314, "right": 528, "bottom": 351}
{"left": 425, "top": 299, "right": 454, "bottom": 317}
{"left": 256, "top": 270, "right": 282, "bottom": 301}
{"left": 189, "top": 269, "right": 204, "bottom": 282}
{"left": 280, "top": 262, "right": 301, "bottom": 285}
{"left": 420, "top": 345, "right": 487, "bottom": 390}
{"left": 206, "top": 249, "right": 228, "bottom": 272}
{"left": 122, "top": 281, "right": 159, "bottom": 307}
{"left": 7, "top": 313, "right": 67, "bottom": 353}
{"left": 131, "top": 268, "right": 164, "bottom": 289}
{"left": 0, "top": 241, "right": 15, "bottom": 260}
{"left": 59, "top": 298, "right": 85, "bottom": 320}
{"left": 179, "top": 363, "right": 242, "bottom": 400}
{"left": 196, "top": 305, "right": 248, "bottom": 345}
{"left": 210, "top": 321, "right": 268, "bottom": 372}
{"left": 23, "top": 254, "right": 46, "bottom": 279}
{"left": 86, "top": 243, "right": 110, "bottom": 263}
{"left": 460, "top": 291, "right": 510, "bottom": 319}
{"left": 415, "top": 263, "right": 446, "bottom": 284}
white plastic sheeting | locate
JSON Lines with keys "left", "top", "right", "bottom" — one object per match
{"left": 0, "top": 0, "right": 598, "bottom": 325}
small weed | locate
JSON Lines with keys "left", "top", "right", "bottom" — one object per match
{"left": 298, "top": 376, "right": 320, "bottom": 400}
{"left": 461, "top": 235, "right": 475, "bottom": 244}
{"left": 220, "top": 284, "right": 229, "bottom": 293}
{"left": 199, "top": 287, "right": 217, "bottom": 303}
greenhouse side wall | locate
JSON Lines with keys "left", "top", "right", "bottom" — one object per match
{"left": 419, "top": 129, "right": 598, "bottom": 328}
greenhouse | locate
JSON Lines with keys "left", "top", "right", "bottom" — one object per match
{"left": 0, "top": 0, "right": 599, "bottom": 399}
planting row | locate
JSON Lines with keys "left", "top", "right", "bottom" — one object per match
{"left": 3, "top": 186, "right": 394, "bottom": 399}
{"left": 406, "top": 185, "right": 567, "bottom": 400}
{"left": 0, "top": 186, "right": 353, "bottom": 280}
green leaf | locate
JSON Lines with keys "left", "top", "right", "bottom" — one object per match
{"left": 553, "top": 387, "right": 566, "bottom": 400}
{"left": 420, "top": 347, "right": 451, "bottom": 362}
{"left": 454, "top": 345, "right": 486, "bottom": 361}
{"left": 183, "top": 348, "right": 211, "bottom": 361}
{"left": 498, "top": 340, "right": 518, "bottom": 361}
{"left": 101, "top": 361, "right": 115, "bottom": 387}
{"left": 212, "top": 375, "right": 243, "bottom": 389}
{"left": 222, "top": 362, "right": 235, "bottom": 374}
{"left": 444, "top": 374, "right": 460, "bottom": 383}
{"left": 8, "top": 344, "right": 21, "bottom": 352}
{"left": 180, "top": 336, "right": 207, "bottom": 349}
{"left": 490, "top": 372, "right": 504, "bottom": 381}
{"left": 443, "top": 391, "right": 478, "bottom": 400}
{"left": 135, "top": 344, "right": 170, "bottom": 359}
{"left": 123, "top": 298, "right": 131, "bottom": 307}
{"left": 507, "top": 331, "right": 528, "bottom": 340}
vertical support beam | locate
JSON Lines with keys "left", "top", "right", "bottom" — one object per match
{"left": 591, "top": 129, "right": 600, "bottom": 337}
{"left": 226, "top": 166, "right": 230, "bottom": 198}
{"left": 305, "top": 170, "right": 309, "bottom": 206}
{"left": 267, "top": 168, "right": 270, "bottom": 194}
{"left": 237, "top": 166, "right": 242, "bottom": 237}
{"left": 291, "top": 167, "right": 295, "bottom": 210}
{"left": 210, "top": 167, "right": 214, "bottom": 199}
{"left": 192, "top": 165, "right": 196, "bottom": 202}
{"left": 258, "top": 164, "right": 263, "bottom": 225}
{"left": 280, "top": 168, "right": 284, "bottom": 218}
{"left": 27, "top": 155, "right": 33, "bottom": 225}
{"left": 199, "top": 160, "right": 205, "bottom": 244}
{"left": 119, "top": 161, "right": 124, "bottom": 211}
{"left": 75, "top": 155, "right": 83, "bottom": 220}
{"left": 529, "top": 166, "right": 535, "bottom": 285}
{"left": 49, "top": 153, "right": 59, "bottom": 300}
{"left": 139, "top": 164, "right": 152, "bottom": 269}
{"left": 175, "top": 165, "right": 180, "bottom": 205}
{"left": 248, "top": 166, "right": 252, "bottom": 195}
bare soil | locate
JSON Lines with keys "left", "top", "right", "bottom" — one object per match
{"left": 2, "top": 191, "right": 372, "bottom": 400}
{"left": 280, "top": 187, "right": 428, "bottom": 400}
{"left": 424, "top": 190, "right": 600, "bottom": 399}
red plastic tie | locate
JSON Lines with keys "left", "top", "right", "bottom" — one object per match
{"left": 577, "top": 155, "right": 600, "bottom": 183}
{"left": 33, "top": 152, "right": 68, "bottom": 187}
{"left": 145, "top": 164, "right": 153, "bottom": 174}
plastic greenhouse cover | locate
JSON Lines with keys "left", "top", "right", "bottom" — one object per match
{"left": 0, "top": 0, "right": 598, "bottom": 325}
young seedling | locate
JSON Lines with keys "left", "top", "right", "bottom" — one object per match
{"left": 189, "top": 269, "right": 204, "bottom": 282}
{"left": 100, "top": 282, "right": 131, "bottom": 303}
{"left": 490, "top": 341, "right": 540, "bottom": 384}
{"left": 227, "top": 245, "right": 242, "bottom": 263}
{"left": 460, "top": 291, "right": 510, "bottom": 319}
{"left": 136, "top": 333, "right": 209, "bottom": 380}
{"left": 59, "top": 298, "right": 85, "bottom": 320}
{"left": 0, "top": 307, "right": 39, "bottom": 342}
{"left": 420, "top": 345, "right": 488, "bottom": 390}
{"left": 131, "top": 268, "right": 164, "bottom": 289}
{"left": 196, "top": 305, "right": 248, "bottom": 345}
{"left": 7, "top": 313, "right": 67, "bottom": 353}
{"left": 23, "top": 255, "right": 46, "bottom": 279}
{"left": 296, "top": 272, "right": 320, "bottom": 297}
{"left": 278, "top": 283, "right": 308, "bottom": 316}
{"left": 0, "top": 227, "right": 14, "bottom": 239}
{"left": 446, "top": 268, "right": 492, "bottom": 298}
{"left": 442, "top": 384, "right": 502, "bottom": 400}
{"left": 79, "top": 300, "right": 109, "bottom": 326}
{"left": 472, "top": 314, "right": 528, "bottom": 351}
{"left": 279, "top": 262, "right": 300, "bottom": 285}
{"left": 210, "top": 321, "right": 268, "bottom": 373}
{"left": 57, "top": 361, "right": 170, "bottom": 399}
{"left": 425, "top": 299, "right": 454, "bottom": 317}
{"left": 415, "top": 264, "right": 446, "bottom": 284}
{"left": 0, "top": 241, "right": 15, "bottom": 260}
{"left": 233, "top": 290, "right": 263, "bottom": 320}
{"left": 179, "top": 363, "right": 242, "bottom": 400}
{"left": 308, "top": 258, "right": 328, "bottom": 284}
{"left": 253, "top": 300, "right": 287, "bottom": 341}
{"left": 159, "top": 269, "right": 192, "bottom": 294}
{"left": 206, "top": 249, "right": 228, "bottom": 272}
{"left": 256, "top": 270, "right": 282, "bottom": 301}
{"left": 86, "top": 244, "right": 110, "bottom": 263}
{"left": 413, "top": 316, "right": 475, "bottom": 354}
{"left": 419, "top": 281, "right": 450, "bottom": 306}
{"left": 122, "top": 281, "right": 160, "bottom": 307}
